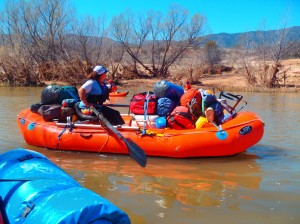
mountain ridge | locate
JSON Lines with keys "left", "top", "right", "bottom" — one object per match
{"left": 205, "top": 26, "right": 300, "bottom": 48}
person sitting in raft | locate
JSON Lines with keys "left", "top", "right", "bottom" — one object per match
{"left": 106, "top": 79, "right": 117, "bottom": 93}
{"left": 183, "top": 81, "right": 192, "bottom": 91}
{"left": 78, "top": 65, "right": 125, "bottom": 125}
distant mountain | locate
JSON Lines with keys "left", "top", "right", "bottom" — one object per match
{"left": 1, "top": 26, "right": 299, "bottom": 51}
{"left": 205, "top": 26, "right": 300, "bottom": 48}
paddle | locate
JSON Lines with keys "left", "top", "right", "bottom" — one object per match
{"left": 210, "top": 122, "right": 228, "bottom": 140}
{"left": 106, "top": 104, "right": 129, "bottom": 107}
{"left": 205, "top": 108, "right": 228, "bottom": 140}
{"left": 91, "top": 106, "right": 147, "bottom": 167}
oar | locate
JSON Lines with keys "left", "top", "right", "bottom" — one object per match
{"left": 210, "top": 122, "right": 228, "bottom": 140}
{"left": 205, "top": 107, "right": 228, "bottom": 140}
{"left": 91, "top": 107, "right": 147, "bottom": 167}
{"left": 106, "top": 104, "right": 129, "bottom": 108}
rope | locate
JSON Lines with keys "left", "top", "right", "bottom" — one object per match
{"left": 55, "top": 124, "right": 73, "bottom": 149}
{"left": 142, "top": 92, "right": 150, "bottom": 135}
{"left": 96, "top": 119, "right": 110, "bottom": 153}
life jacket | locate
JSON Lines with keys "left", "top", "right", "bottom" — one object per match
{"left": 86, "top": 81, "right": 109, "bottom": 105}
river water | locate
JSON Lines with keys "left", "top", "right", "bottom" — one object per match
{"left": 0, "top": 87, "right": 299, "bottom": 224}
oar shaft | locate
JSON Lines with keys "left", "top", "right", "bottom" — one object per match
{"left": 56, "top": 122, "right": 139, "bottom": 130}
{"left": 94, "top": 112, "right": 123, "bottom": 139}
{"left": 107, "top": 104, "right": 129, "bottom": 107}
{"left": 91, "top": 107, "right": 147, "bottom": 167}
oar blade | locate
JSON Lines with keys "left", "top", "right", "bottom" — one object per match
{"left": 124, "top": 138, "right": 147, "bottom": 167}
{"left": 91, "top": 106, "right": 147, "bottom": 167}
{"left": 216, "top": 130, "right": 228, "bottom": 140}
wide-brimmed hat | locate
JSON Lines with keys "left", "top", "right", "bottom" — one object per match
{"left": 93, "top": 65, "right": 108, "bottom": 75}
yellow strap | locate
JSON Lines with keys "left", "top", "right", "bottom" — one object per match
{"left": 145, "top": 129, "right": 165, "bottom": 137}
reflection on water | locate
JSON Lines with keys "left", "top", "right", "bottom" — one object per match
{"left": 35, "top": 147, "right": 263, "bottom": 223}
{"left": 43, "top": 149, "right": 261, "bottom": 206}
{"left": 1, "top": 87, "right": 300, "bottom": 224}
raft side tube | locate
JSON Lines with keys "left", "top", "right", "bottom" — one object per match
{"left": 0, "top": 149, "right": 130, "bottom": 224}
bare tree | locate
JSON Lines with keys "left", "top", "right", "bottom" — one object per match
{"left": 234, "top": 16, "right": 294, "bottom": 88}
{"left": 109, "top": 10, "right": 150, "bottom": 76}
{"left": 256, "top": 18, "right": 294, "bottom": 87}
{"left": 203, "top": 40, "right": 221, "bottom": 66}
{"left": 104, "top": 42, "right": 125, "bottom": 81}
{"left": 110, "top": 5, "right": 206, "bottom": 78}
{"left": 69, "top": 15, "right": 111, "bottom": 76}
{"left": 0, "top": 0, "right": 80, "bottom": 85}
{"left": 233, "top": 33, "right": 258, "bottom": 86}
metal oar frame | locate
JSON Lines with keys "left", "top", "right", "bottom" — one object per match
{"left": 218, "top": 91, "right": 248, "bottom": 117}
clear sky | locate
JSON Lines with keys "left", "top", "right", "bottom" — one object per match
{"left": 1, "top": 0, "right": 299, "bottom": 34}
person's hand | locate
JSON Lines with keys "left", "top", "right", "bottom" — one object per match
{"left": 83, "top": 101, "right": 91, "bottom": 107}
{"left": 103, "top": 99, "right": 110, "bottom": 105}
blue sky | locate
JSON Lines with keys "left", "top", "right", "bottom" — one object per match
{"left": 69, "top": 0, "right": 300, "bottom": 34}
{"left": 1, "top": 0, "right": 299, "bottom": 34}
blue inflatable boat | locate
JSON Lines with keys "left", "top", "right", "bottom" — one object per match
{"left": 0, "top": 148, "right": 130, "bottom": 224}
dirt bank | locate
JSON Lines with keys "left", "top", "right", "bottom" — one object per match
{"left": 121, "top": 59, "right": 300, "bottom": 93}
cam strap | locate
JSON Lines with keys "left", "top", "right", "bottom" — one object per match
{"left": 56, "top": 120, "right": 73, "bottom": 149}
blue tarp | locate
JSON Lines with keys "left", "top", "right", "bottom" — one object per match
{"left": 0, "top": 148, "right": 131, "bottom": 224}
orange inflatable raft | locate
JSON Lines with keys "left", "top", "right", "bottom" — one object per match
{"left": 17, "top": 108, "right": 264, "bottom": 158}
{"left": 109, "top": 91, "right": 129, "bottom": 97}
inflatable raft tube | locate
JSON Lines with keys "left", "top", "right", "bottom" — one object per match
{"left": 109, "top": 91, "right": 129, "bottom": 97}
{"left": 0, "top": 148, "right": 130, "bottom": 224}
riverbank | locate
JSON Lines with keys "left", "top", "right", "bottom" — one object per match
{"left": 120, "top": 58, "right": 300, "bottom": 93}
{"left": 120, "top": 74, "right": 300, "bottom": 93}
{"left": 2, "top": 59, "right": 299, "bottom": 93}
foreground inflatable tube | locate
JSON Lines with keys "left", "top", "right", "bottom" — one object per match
{"left": 0, "top": 148, "right": 130, "bottom": 224}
